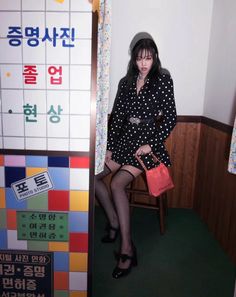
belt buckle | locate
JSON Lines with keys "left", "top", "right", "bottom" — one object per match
{"left": 129, "top": 117, "right": 141, "bottom": 125}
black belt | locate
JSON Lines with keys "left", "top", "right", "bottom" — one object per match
{"left": 128, "top": 117, "right": 154, "bottom": 125}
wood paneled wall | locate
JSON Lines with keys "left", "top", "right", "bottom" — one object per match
{"left": 194, "top": 123, "right": 236, "bottom": 265}
{"left": 166, "top": 122, "right": 201, "bottom": 208}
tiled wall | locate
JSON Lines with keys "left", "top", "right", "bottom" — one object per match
{"left": 0, "top": 0, "right": 92, "bottom": 151}
{"left": 0, "top": 2, "right": 94, "bottom": 296}
{"left": 0, "top": 154, "right": 89, "bottom": 297}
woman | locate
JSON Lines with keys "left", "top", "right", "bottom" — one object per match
{"left": 95, "top": 35, "right": 177, "bottom": 279}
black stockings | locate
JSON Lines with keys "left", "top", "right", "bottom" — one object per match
{"left": 95, "top": 166, "right": 135, "bottom": 268}
{"left": 110, "top": 170, "right": 134, "bottom": 267}
{"left": 95, "top": 165, "right": 119, "bottom": 231}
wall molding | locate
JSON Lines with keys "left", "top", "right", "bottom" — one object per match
{"left": 177, "top": 115, "right": 202, "bottom": 123}
{"left": 200, "top": 116, "right": 233, "bottom": 134}
{"left": 177, "top": 115, "right": 233, "bottom": 134}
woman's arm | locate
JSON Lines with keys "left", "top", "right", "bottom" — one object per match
{"left": 107, "top": 78, "right": 127, "bottom": 152}
{"left": 149, "top": 74, "right": 177, "bottom": 151}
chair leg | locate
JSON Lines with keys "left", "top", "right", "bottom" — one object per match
{"left": 158, "top": 195, "right": 165, "bottom": 235}
{"left": 163, "top": 192, "right": 168, "bottom": 216}
{"left": 127, "top": 175, "right": 168, "bottom": 235}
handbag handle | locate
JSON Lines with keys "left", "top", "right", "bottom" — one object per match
{"left": 135, "top": 152, "right": 161, "bottom": 172}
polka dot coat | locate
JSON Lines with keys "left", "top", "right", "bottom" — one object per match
{"left": 107, "top": 73, "right": 177, "bottom": 170}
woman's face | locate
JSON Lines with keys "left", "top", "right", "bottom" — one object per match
{"left": 136, "top": 50, "right": 153, "bottom": 78}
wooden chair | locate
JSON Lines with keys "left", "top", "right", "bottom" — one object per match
{"left": 126, "top": 172, "right": 168, "bottom": 235}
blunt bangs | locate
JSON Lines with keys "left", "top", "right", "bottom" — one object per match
{"left": 132, "top": 39, "right": 158, "bottom": 60}
{"left": 125, "top": 37, "right": 162, "bottom": 87}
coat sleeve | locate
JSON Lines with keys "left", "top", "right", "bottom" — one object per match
{"left": 149, "top": 74, "right": 177, "bottom": 151}
{"left": 107, "top": 78, "right": 127, "bottom": 152}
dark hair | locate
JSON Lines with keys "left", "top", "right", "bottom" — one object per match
{"left": 125, "top": 38, "right": 162, "bottom": 87}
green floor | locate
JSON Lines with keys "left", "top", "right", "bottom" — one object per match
{"left": 92, "top": 207, "right": 236, "bottom": 297}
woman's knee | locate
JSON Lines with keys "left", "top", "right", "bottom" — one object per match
{"left": 110, "top": 174, "right": 128, "bottom": 193}
{"left": 110, "top": 170, "right": 134, "bottom": 193}
{"left": 95, "top": 165, "right": 111, "bottom": 182}
{"left": 110, "top": 176, "right": 120, "bottom": 193}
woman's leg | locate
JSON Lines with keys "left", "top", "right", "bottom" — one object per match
{"left": 111, "top": 165, "right": 142, "bottom": 270}
{"left": 95, "top": 160, "right": 121, "bottom": 238}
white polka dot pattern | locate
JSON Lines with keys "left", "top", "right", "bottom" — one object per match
{"left": 107, "top": 74, "right": 177, "bottom": 170}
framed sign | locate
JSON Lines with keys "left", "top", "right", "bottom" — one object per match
{"left": 17, "top": 211, "right": 68, "bottom": 242}
{"left": 0, "top": 250, "right": 53, "bottom": 297}
{"left": 11, "top": 172, "right": 53, "bottom": 201}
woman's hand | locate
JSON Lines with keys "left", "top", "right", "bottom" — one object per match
{"left": 135, "top": 144, "right": 152, "bottom": 156}
{"left": 105, "top": 150, "right": 112, "bottom": 163}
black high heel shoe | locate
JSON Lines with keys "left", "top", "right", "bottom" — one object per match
{"left": 101, "top": 224, "right": 119, "bottom": 243}
{"left": 112, "top": 245, "right": 137, "bottom": 279}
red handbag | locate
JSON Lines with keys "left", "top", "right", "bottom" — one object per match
{"left": 136, "top": 152, "right": 174, "bottom": 197}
